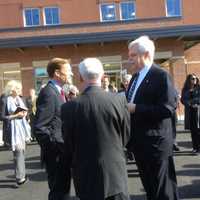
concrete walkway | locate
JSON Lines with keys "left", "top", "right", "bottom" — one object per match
{"left": 0, "top": 130, "right": 200, "bottom": 200}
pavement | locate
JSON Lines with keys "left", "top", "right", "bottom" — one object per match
{"left": 0, "top": 126, "right": 200, "bottom": 200}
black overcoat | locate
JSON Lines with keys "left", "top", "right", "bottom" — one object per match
{"left": 62, "top": 86, "right": 130, "bottom": 200}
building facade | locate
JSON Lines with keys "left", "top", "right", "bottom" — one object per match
{"left": 1, "top": 0, "right": 200, "bottom": 117}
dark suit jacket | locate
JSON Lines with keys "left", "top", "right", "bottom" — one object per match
{"left": 181, "top": 86, "right": 200, "bottom": 129}
{"left": 61, "top": 86, "right": 130, "bottom": 199}
{"left": 126, "top": 64, "right": 176, "bottom": 160}
{"left": 34, "top": 82, "right": 65, "bottom": 152}
{"left": 0, "top": 94, "right": 11, "bottom": 145}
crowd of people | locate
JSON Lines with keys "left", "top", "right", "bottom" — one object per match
{"left": 0, "top": 35, "right": 200, "bottom": 200}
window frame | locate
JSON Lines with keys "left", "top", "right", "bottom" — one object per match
{"left": 43, "top": 6, "right": 60, "bottom": 26}
{"left": 165, "top": 0, "right": 182, "bottom": 17}
{"left": 23, "top": 8, "right": 40, "bottom": 27}
{"left": 119, "top": 1, "right": 136, "bottom": 20}
{"left": 99, "top": 3, "right": 117, "bottom": 22}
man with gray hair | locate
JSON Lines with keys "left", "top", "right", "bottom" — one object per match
{"left": 126, "top": 36, "right": 179, "bottom": 200}
{"left": 62, "top": 58, "right": 130, "bottom": 200}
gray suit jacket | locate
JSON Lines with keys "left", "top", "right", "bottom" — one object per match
{"left": 34, "top": 82, "right": 65, "bottom": 152}
{"left": 62, "top": 86, "right": 130, "bottom": 199}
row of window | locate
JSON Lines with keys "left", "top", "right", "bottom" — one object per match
{"left": 101, "top": 0, "right": 181, "bottom": 22}
{"left": 23, "top": 0, "right": 181, "bottom": 27}
{"left": 24, "top": 7, "right": 59, "bottom": 26}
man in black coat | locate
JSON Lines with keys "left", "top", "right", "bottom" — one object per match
{"left": 62, "top": 58, "right": 130, "bottom": 200}
{"left": 34, "top": 58, "right": 73, "bottom": 200}
{"left": 126, "top": 36, "right": 179, "bottom": 200}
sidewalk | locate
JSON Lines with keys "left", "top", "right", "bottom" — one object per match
{"left": 0, "top": 129, "right": 200, "bottom": 200}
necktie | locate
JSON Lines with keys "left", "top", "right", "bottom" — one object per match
{"left": 127, "top": 73, "right": 139, "bottom": 103}
{"left": 60, "top": 89, "right": 66, "bottom": 102}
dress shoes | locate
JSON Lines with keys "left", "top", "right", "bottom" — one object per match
{"left": 173, "top": 144, "right": 180, "bottom": 152}
{"left": 16, "top": 177, "right": 28, "bottom": 187}
{"left": 192, "top": 149, "right": 200, "bottom": 155}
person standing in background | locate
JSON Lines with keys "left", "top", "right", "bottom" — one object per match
{"left": 34, "top": 58, "right": 73, "bottom": 200}
{"left": 118, "top": 74, "right": 132, "bottom": 95}
{"left": 172, "top": 88, "right": 181, "bottom": 152}
{"left": 102, "top": 75, "right": 111, "bottom": 92}
{"left": 126, "top": 36, "right": 179, "bottom": 200}
{"left": 0, "top": 92, "right": 11, "bottom": 148}
{"left": 66, "top": 84, "right": 79, "bottom": 101}
{"left": 181, "top": 74, "right": 200, "bottom": 154}
{"left": 26, "top": 88, "right": 37, "bottom": 141}
{"left": 0, "top": 80, "right": 31, "bottom": 187}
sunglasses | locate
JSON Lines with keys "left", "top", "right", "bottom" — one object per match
{"left": 191, "top": 77, "right": 196, "bottom": 80}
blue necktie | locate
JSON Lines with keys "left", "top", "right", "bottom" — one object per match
{"left": 127, "top": 73, "right": 139, "bottom": 103}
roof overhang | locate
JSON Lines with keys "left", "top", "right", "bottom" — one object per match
{"left": 1, "top": 24, "right": 200, "bottom": 49}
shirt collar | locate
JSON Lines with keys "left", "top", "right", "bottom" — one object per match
{"left": 49, "top": 79, "right": 62, "bottom": 93}
{"left": 139, "top": 63, "right": 151, "bottom": 76}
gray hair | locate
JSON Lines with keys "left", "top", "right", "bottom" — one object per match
{"left": 4, "top": 80, "right": 22, "bottom": 96}
{"left": 128, "top": 36, "right": 155, "bottom": 62}
{"left": 123, "top": 74, "right": 132, "bottom": 82}
{"left": 68, "top": 84, "right": 79, "bottom": 95}
{"left": 78, "top": 58, "right": 104, "bottom": 81}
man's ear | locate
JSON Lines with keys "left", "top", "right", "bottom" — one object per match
{"left": 144, "top": 51, "right": 150, "bottom": 60}
{"left": 54, "top": 70, "right": 60, "bottom": 78}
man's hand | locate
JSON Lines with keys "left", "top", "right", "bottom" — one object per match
{"left": 127, "top": 103, "right": 136, "bottom": 113}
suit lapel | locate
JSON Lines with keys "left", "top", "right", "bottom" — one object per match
{"left": 126, "top": 74, "right": 137, "bottom": 99}
{"left": 134, "top": 65, "right": 154, "bottom": 102}
{"left": 48, "top": 82, "right": 64, "bottom": 103}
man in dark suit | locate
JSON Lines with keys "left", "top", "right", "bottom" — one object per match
{"left": 34, "top": 58, "right": 73, "bottom": 200}
{"left": 126, "top": 36, "right": 179, "bottom": 200}
{"left": 62, "top": 58, "right": 130, "bottom": 200}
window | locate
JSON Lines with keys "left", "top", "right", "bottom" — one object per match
{"left": 24, "top": 8, "right": 40, "bottom": 26}
{"left": 166, "top": 0, "right": 181, "bottom": 16}
{"left": 35, "top": 68, "right": 48, "bottom": 93}
{"left": 120, "top": 1, "right": 136, "bottom": 20}
{"left": 100, "top": 3, "right": 116, "bottom": 21}
{"left": 44, "top": 7, "right": 59, "bottom": 25}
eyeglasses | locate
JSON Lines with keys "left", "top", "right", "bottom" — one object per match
{"left": 191, "top": 77, "right": 196, "bottom": 80}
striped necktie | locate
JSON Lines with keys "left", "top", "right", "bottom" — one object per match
{"left": 127, "top": 73, "right": 139, "bottom": 103}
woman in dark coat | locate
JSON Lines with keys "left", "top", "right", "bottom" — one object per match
{"left": 181, "top": 74, "right": 200, "bottom": 153}
{"left": 0, "top": 93, "right": 11, "bottom": 147}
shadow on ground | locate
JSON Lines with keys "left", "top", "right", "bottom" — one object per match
{"left": 173, "top": 151, "right": 196, "bottom": 156}
{"left": 178, "top": 180, "right": 200, "bottom": 199}
{"left": 127, "top": 169, "right": 140, "bottom": 178}
{"left": 178, "top": 141, "right": 192, "bottom": 149}
{"left": 130, "top": 194, "right": 145, "bottom": 200}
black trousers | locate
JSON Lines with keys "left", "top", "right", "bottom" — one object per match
{"left": 190, "top": 107, "right": 200, "bottom": 150}
{"left": 43, "top": 147, "right": 71, "bottom": 200}
{"left": 106, "top": 193, "right": 130, "bottom": 200}
{"left": 134, "top": 154, "right": 179, "bottom": 200}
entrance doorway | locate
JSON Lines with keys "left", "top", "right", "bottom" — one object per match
{"left": 98, "top": 56, "right": 122, "bottom": 90}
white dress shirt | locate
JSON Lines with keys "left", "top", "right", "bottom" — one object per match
{"left": 130, "top": 64, "right": 151, "bottom": 103}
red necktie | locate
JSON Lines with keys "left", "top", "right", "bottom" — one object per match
{"left": 60, "top": 89, "right": 66, "bottom": 102}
